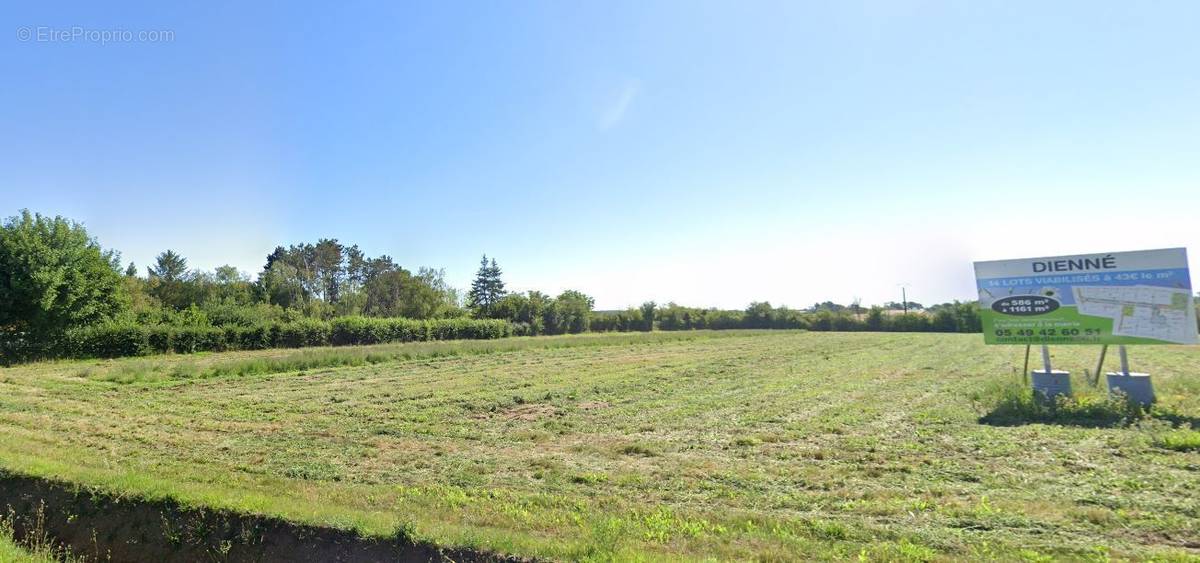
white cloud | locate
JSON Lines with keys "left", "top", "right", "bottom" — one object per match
{"left": 597, "top": 79, "right": 641, "bottom": 131}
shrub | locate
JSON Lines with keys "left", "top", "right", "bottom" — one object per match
{"left": 36, "top": 316, "right": 513, "bottom": 361}
{"left": 65, "top": 324, "right": 149, "bottom": 358}
{"left": 172, "top": 326, "right": 226, "bottom": 354}
{"left": 147, "top": 326, "right": 173, "bottom": 353}
{"left": 330, "top": 316, "right": 382, "bottom": 346}
{"left": 235, "top": 325, "right": 273, "bottom": 350}
{"left": 276, "top": 319, "right": 331, "bottom": 348}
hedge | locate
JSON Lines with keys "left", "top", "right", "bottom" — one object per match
{"left": 7, "top": 317, "right": 513, "bottom": 360}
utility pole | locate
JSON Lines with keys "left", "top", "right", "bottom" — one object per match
{"left": 897, "top": 283, "right": 910, "bottom": 314}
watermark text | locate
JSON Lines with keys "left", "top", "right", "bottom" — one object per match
{"left": 16, "top": 26, "right": 175, "bottom": 44}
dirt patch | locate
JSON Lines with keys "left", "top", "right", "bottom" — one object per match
{"left": 503, "top": 404, "right": 558, "bottom": 421}
{"left": 0, "top": 469, "right": 529, "bottom": 562}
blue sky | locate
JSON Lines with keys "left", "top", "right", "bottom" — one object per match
{"left": 3, "top": 1, "right": 1198, "bottom": 309}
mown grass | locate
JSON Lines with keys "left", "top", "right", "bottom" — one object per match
{"left": 65, "top": 330, "right": 756, "bottom": 384}
{"left": 1, "top": 331, "right": 1199, "bottom": 560}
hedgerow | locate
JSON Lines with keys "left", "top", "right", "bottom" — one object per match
{"left": 9, "top": 317, "right": 513, "bottom": 360}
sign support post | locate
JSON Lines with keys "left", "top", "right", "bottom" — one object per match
{"left": 1093, "top": 345, "right": 1108, "bottom": 387}
{"left": 1022, "top": 345, "right": 1030, "bottom": 384}
{"left": 1107, "top": 345, "right": 1154, "bottom": 406}
{"left": 1031, "top": 345, "right": 1070, "bottom": 401}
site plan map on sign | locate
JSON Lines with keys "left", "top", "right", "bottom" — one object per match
{"left": 973, "top": 248, "right": 1199, "bottom": 345}
{"left": 1074, "top": 285, "right": 1195, "bottom": 344}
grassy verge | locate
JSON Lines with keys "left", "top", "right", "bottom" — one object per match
{"left": 2, "top": 331, "right": 1199, "bottom": 560}
{"left": 0, "top": 516, "right": 73, "bottom": 563}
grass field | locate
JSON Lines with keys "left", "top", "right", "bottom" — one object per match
{"left": 2, "top": 331, "right": 1199, "bottom": 561}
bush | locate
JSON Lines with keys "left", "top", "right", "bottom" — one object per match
{"left": 329, "top": 316, "right": 509, "bottom": 347}
{"left": 172, "top": 326, "right": 226, "bottom": 354}
{"left": 276, "top": 319, "right": 331, "bottom": 348}
{"left": 147, "top": 326, "right": 173, "bottom": 353}
{"left": 235, "top": 325, "right": 274, "bottom": 350}
{"left": 65, "top": 324, "right": 149, "bottom": 358}
{"left": 330, "top": 316, "right": 383, "bottom": 346}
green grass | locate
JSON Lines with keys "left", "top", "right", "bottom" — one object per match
{"left": 0, "top": 537, "right": 50, "bottom": 563}
{"left": 2, "top": 331, "right": 1199, "bottom": 560}
{"left": 0, "top": 517, "right": 71, "bottom": 563}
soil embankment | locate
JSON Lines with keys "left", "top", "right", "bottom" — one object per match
{"left": 0, "top": 470, "right": 524, "bottom": 562}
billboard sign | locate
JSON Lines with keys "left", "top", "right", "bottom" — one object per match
{"left": 974, "top": 248, "right": 1198, "bottom": 345}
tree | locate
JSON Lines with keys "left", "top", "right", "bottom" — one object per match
{"left": 467, "top": 255, "right": 505, "bottom": 317}
{"left": 312, "top": 238, "right": 345, "bottom": 302}
{"left": 547, "top": 290, "right": 594, "bottom": 334}
{"left": 125, "top": 262, "right": 138, "bottom": 277}
{"left": 0, "top": 210, "right": 128, "bottom": 341}
{"left": 492, "top": 290, "right": 549, "bottom": 333}
{"left": 148, "top": 250, "right": 189, "bottom": 281}
{"left": 147, "top": 250, "right": 193, "bottom": 310}
{"left": 362, "top": 269, "right": 410, "bottom": 317}
{"left": 744, "top": 301, "right": 776, "bottom": 328}
{"left": 258, "top": 261, "right": 307, "bottom": 309}
{"left": 639, "top": 301, "right": 656, "bottom": 331}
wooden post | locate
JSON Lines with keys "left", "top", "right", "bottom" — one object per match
{"left": 1093, "top": 345, "right": 1108, "bottom": 386}
{"left": 1022, "top": 345, "right": 1031, "bottom": 383}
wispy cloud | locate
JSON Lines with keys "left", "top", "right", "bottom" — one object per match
{"left": 597, "top": 79, "right": 641, "bottom": 131}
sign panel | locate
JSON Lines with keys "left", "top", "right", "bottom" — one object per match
{"left": 974, "top": 248, "right": 1198, "bottom": 345}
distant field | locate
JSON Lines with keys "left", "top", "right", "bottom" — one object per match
{"left": 1, "top": 331, "right": 1199, "bottom": 560}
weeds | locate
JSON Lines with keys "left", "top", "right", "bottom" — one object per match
{"left": 0, "top": 506, "right": 77, "bottom": 563}
{"left": 976, "top": 377, "right": 1154, "bottom": 427}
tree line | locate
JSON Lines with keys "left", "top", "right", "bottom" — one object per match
{"left": 2, "top": 209, "right": 996, "bottom": 361}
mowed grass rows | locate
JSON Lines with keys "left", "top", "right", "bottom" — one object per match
{"left": 1, "top": 332, "right": 1199, "bottom": 560}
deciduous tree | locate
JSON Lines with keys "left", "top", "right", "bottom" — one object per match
{"left": 0, "top": 210, "right": 128, "bottom": 339}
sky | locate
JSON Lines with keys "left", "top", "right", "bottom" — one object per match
{"left": 3, "top": 1, "right": 1199, "bottom": 310}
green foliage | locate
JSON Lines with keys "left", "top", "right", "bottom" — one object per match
{"left": 975, "top": 378, "right": 1152, "bottom": 427}
{"left": 467, "top": 255, "right": 505, "bottom": 317}
{"left": 0, "top": 210, "right": 988, "bottom": 362}
{"left": 66, "top": 323, "right": 150, "bottom": 358}
{"left": 639, "top": 302, "right": 656, "bottom": 332}
{"left": 0, "top": 210, "right": 128, "bottom": 348}
{"left": 1151, "top": 428, "right": 1200, "bottom": 452}
{"left": 544, "top": 290, "right": 594, "bottom": 334}
{"left": 44, "top": 317, "right": 510, "bottom": 359}
{"left": 331, "top": 316, "right": 509, "bottom": 346}
{"left": 146, "top": 250, "right": 194, "bottom": 310}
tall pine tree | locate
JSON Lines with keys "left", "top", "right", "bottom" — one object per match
{"left": 468, "top": 255, "right": 505, "bottom": 317}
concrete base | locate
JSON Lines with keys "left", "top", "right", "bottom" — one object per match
{"left": 1032, "top": 370, "right": 1071, "bottom": 401}
{"left": 1106, "top": 372, "right": 1155, "bottom": 406}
